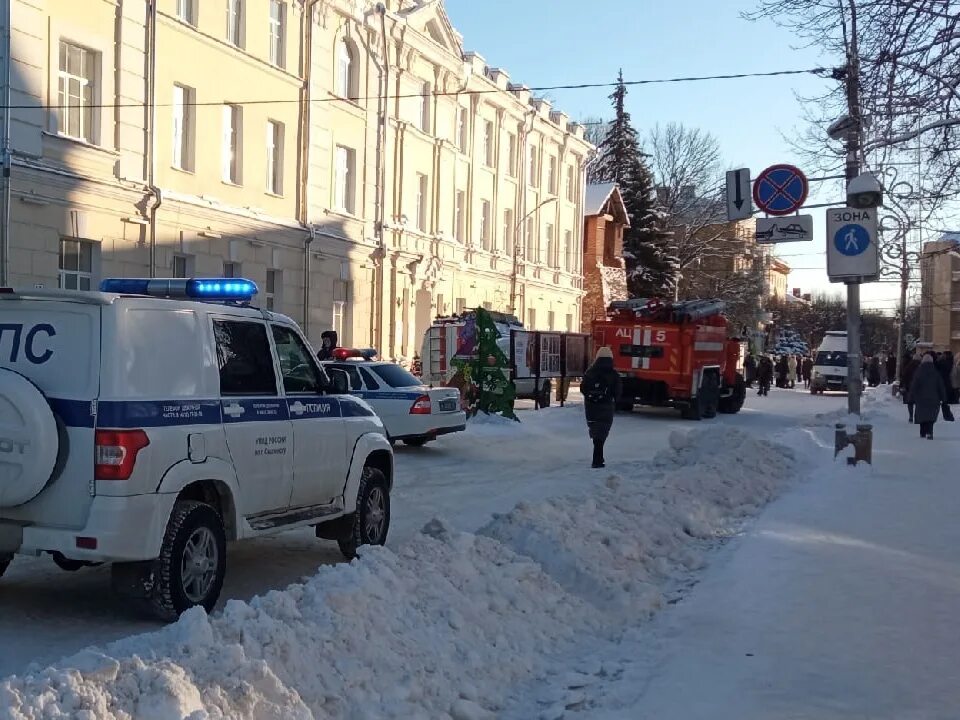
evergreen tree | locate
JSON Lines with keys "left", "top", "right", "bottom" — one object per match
{"left": 591, "top": 71, "right": 675, "bottom": 298}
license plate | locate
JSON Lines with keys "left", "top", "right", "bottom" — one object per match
{"left": 438, "top": 399, "right": 458, "bottom": 412}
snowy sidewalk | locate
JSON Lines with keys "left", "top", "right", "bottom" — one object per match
{"left": 582, "top": 392, "right": 960, "bottom": 719}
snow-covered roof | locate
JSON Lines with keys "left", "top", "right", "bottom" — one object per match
{"left": 940, "top": 231, "right": 960, "bottom": 244}
{"left": 584, "top": 183, "right": 630, "bottom": 225}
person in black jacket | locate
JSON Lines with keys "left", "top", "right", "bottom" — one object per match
{"left": 910, "top": 353, "right": 946, "bottom": 438}
{"left": 756, "top": 355, "right": 774, "bottom": 396}
{"left": 580, "top": 347, "right": 622, "bottom": 469}
{"left": 316, "top": 330, "right": 339, "bottom": 361}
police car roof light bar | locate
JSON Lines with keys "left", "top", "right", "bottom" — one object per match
{"left": 331, "top": 347, "right": 379, "bottom": 361}
{"left": 99, "top": 277, "right": 259, "bottom": 302}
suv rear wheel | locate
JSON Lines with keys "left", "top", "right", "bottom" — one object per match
{"left": 149, "top": 500, "right": 227, "bottom": 622}
{"left": 338, "top": 466, "right": 390, "bottom": 560}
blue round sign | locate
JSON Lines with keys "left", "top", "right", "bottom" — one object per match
{"left": 834, "top": 224, "right": 871, "bottom": 256}
{"left": 754, "top": 164, "right": 809, "bottom": 216}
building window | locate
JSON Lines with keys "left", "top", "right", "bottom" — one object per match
{"left": 454, "top": 190, "right": 465, "bottom": 242}
{"left": 223, "top": 261, "right": 240, "bottom": 278}
{"left": 507, "top": 133, "right": 517, "bottom": 177}
{"left": 565, "top": 165, "right": 575, "bottom": 201}
{"left": 419, "top": 82, "right": 432, "bottom": 133}
{"left": 482, "top": 120, "right": 494, "bottom": 167}
{"left": 527, "top": 307, "right": 536, "bottom": 329}
{"left": 564, "top": 229, "right": 573, "bottom": 271}
{"left": 57, "top": 41, "right": 97, "bottom": 143}
{"left": 333, "top": 279, "right": 348, "bottom": 339}
{"left": 457, "top": 107, "right": 468, "bottom": 152}
{"left": 415, "top": 173, "right": 428, "bottom": 232}
{"left": 337, "top": 38, "right": 359, "bottom": 100}
{"left": 58, "top": 238, "right": 94, "bottom": 290}
{"left": 268, "top": 0, "right": 286, "bottom": 68}
{"left": 545, "top": 222, "right": 555, "bottom": 267}
{"left": 334, "top": 145, "right": 356, "bottom": 214}
{"left": 177, "top": 0, "right": 197, "bottom": 25}
{"left": 547, "top": 311, "right": 555, "bottom": 331}
{"left": 548, "top": 155, "right": 558, "bottom": 195}
{"left": 503, "top": 208, "right": 514, "bottom": 256}
{"left": 222, "top": 104, "right": 242, "bottom": 184}
{"left": 265, "top": 269, "right": 280, "bottom": 311}
{"left": 266, "top": 120, "right": 284, "bottom": 195}
{"left": 172, "top": 84, "right": 195, "bottom": 171}
{"left": 455, "top": 297, "right": 466, "bottom": 314}
{"left": 525, "top": 216, "right": 535, "bottom": 262}
{"left": 566, "top": 313, "right": 573, "bottom": 332}
{"left": 480, "top": 200, "right": 491, "bottom": 251}
{"left": 528, "top": 144, "right": 539, "bottom": 186}
{"left": 226, "top": 0, "right": 244, "bottom": 47}
{"left": 172, "top": 254, "right": 191, "bottom": 278}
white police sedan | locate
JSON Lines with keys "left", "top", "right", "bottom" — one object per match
{"left": 321, "top": 349, "right": 466, "bottom": 447}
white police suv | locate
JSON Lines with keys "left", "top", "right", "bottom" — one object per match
{"left": 321, "top": 349, "right": 466, "bottom": 447}
{"left": 0, "top": 278, "right": 393, "bottom": 620}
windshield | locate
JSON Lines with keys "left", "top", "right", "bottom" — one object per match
{"left": 371, "top": 364, "right": 422, "bottom": 388}
{"left": 815, "top": 351, "right": 847, "bottom": 367}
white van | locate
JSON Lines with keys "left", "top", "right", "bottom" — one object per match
{"left": 810, "top": 330, "right": 852, "bottom": 393}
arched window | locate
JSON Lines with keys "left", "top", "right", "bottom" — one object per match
{"left": 337, "top": 38, "right": 358, "bottom": 100}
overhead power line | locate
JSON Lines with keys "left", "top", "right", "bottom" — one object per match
{"left": 0, "top": 67, "right": 828, "bottom": 111}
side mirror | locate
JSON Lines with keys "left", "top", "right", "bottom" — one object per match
{"left": 327, "top": 368, "right": 350, "bottom": 395}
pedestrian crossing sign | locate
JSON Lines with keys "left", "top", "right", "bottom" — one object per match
{"left": 826, "top": 207, "right": 879, "bottom": 283}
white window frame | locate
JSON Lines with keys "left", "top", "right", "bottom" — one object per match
{"left": 334, "top": 144, "right": 356, "bottom": 214}
{"left": 172, "top": 254, "right": 193, "bottom": 278}
{"left": 57, "top": 40, "right": 98, "bottom": 144}
{"left": 548, "top": 155, "right": 558, "bottom": 195}
{"left": 176, "top": 0, "right": 197, "bottom": 25}
{"left": 265, "top": 269, "right": 281, "bottom": 311}
{"left": 268, "top": 0, "right": 286, "bottom": 68}
{"left": 503, "top": 208, "right": 514, "bottom": 256}
{"left": 480, "top": 199, "right": 491, "bottom": 251}
{"left": 454, "top": 190, "right": 465, "bottom": 242}
{"left": 564, "top": 229, "right": 573, "bottom": 271}
{"left": 222, "top": 104, "right": 242, "bottom": 184}
{"left": 226, "top": 0, "right": 245, "bottom": 48}
{"left": 565, "top": 165, "right": 575, "bottom": 201}
{"left": 528, "top": 144, "right": 539, "bottom": 187}
{"left": 527, "top": 307, "right": 536, "bottom": 330}
{"left": 333, "top": 279, "right": 349, "bottom": 340}
{"left": 58, "top": 237, "right": 95, "bottom": 290}
{"left": 266, "top": 120, "right": 284, "bottom": 195}
{"left": 415, "top": 173, "right": 428, "bottom": 232}
{"left": 419, "top": 82, "right": 432, "bottom": 133}
{"left": 223, "top": 261, "right": 240, "bottom": 278}
{"left": 525, "top": 216, "right": 535, "bottom": 262}
{"left": 457, "top": 107, "right": 468, "bottom": 152}
{"left": 172, "top": 84, "right": 195, "bottom": 171}
{"left": 483, "top": 121, "right": 494, "bottom": 167}
{"left": 507, "top": 133, "right": 517, "bottom": 177}
{"left": 545, "top": 222, "right": 555, "bottom": 267}
{"left": 337, "top": 38, "right": 358, "bottom": 100}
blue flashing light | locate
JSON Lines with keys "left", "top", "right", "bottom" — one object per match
{"left": 99, "top": 277, "right": 258, "bottom": 302}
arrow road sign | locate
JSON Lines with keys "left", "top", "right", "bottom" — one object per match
{"left": 726, "top": 168, "right": 753, "bottom": 221}
{"left": 754, "top": 214, "right": 813, "bottom": 244}
{"left": 826, "top": 207, "right": 879, "bottom": 282}
{"left": 754, "top": 164, "right": 809, "bottom": 216}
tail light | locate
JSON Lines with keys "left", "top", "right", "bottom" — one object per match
{"left": 409, "top": 395, "right": 432, "bottom": 415}
{"left": 95, "top": 429, "right": 150, "bottom": 480}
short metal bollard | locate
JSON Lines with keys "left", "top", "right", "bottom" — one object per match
{"left": 834, "top": 422, "right": 873, "bottom": 465}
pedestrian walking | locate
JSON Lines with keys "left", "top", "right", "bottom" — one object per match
{"left": 909, "top": 353, "right": 947, "bottom": 439}
{"left": 744, "top": 355, "right": 757, "bottom": 388}
{"left": 757, "top": 355, "right": 774, "bottom": 396}
{"left": 878, "top": 352, "right": 888, "bottom": 384}
{"left": 775, "top": 356, "right": 788, "bottom": 389}
{"left": 886, "top": 352, "right": 897, "bottom": 384}
{"left": 801, "top": 356, "right": 813, "bottom": 389}
{"left": 953, "top": 355, "right": 960, "bottom": 404}
{"left": 937, "top": 351, "right": 957, "bottom": 405}
{"left": 787, "top": 355, "right": 798, "bottom": 389}
{"left": 901, "top": 350, "right": 921, "bottom": 423}
{"left": 868, "top": 356, "right": 881, "bottom": 387}
{"left": 580, "top": 347, "right": 622, "bottom": 469}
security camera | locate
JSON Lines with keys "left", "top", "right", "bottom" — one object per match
{"left": 847, "top": 172, "right": 883, "bottom": 209}
{"left": 827, "top": 115, "right": 854, "bottom": 141}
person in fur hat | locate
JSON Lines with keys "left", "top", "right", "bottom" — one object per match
{"left": 579, "top": 347, "right": 622, "bottom": 468}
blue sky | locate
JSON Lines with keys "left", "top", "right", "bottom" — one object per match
{"left": 445, "top": 0, "right": 901, "bottom": 312}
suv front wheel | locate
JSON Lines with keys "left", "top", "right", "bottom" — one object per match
{"left": 338, "top": 466, "right": 390, "bottom": 560}
{"left": 149, "top": 500, "right": 227, "bottom": 622}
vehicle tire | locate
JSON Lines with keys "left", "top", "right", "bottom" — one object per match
{"left": 537, "top": 381, "right": 552, "bottom": 409}
{"left": 0, "top": 555, "right": 10, "bottom": 579}
{"left": 148, "top": 501, "right": 227, "bottom": 622}
{"left": 403, "top": 438, "right": 429, "bottom": 447}
{"left": 718, "top": 374, "right": 746, "bottom": 414}
{"left": 681, "top": 394, "right": 704, "bottom": 421}
{"left": 338, "top": 466, "right": 390, "bottom": 560}
{"left": 701, "top": 372, "right": 721, "bottom": 419}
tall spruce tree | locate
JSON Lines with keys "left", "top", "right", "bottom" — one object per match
{"left": 591, "top": 71, "right": 675, "bottom": 298}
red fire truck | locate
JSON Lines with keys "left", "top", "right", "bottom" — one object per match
{"left": 591, "top": 298, "right": 747, "bottom": 420}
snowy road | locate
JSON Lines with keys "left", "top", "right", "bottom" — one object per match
{"left": 0, "top": 390, "right": 823, "bottom": 678}
{"left": 514, "top": 388, "right": 960, "bottom": 720}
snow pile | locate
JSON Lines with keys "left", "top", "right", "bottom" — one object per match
{"left": 0, "top": 428, "right": 798, "bottom": 720}
{"left": 480, "top": 427, "right": 796, "bottom": 623}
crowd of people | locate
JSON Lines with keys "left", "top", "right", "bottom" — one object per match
{"left": 745, "top": 353, "right": 815, "bottom": 396}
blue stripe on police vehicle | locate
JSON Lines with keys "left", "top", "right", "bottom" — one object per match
{"left": 221, "top": 398, "right": 290, "bottom": 424}
{"left": 98, "top": 399, "right": 222, "bottom": 428}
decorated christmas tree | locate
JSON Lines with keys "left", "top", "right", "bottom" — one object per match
{"left": 453, "top": 307, "right": 518, "bottom": 421}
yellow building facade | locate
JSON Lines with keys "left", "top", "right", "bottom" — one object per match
{"left": 0, "top": 0, "right": 590, "bottom": 360}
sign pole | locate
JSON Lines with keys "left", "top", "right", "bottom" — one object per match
{"left": 844, "top": 40, "right": 863, "bottom": 417}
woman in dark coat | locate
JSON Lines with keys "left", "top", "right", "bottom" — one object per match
{"left": 937, "top": 351, "right": 956, "bottom": 404}
{"left": 801, "top": 356, "right": 814, "bottom": 389}
{"left": 901, "top": 351, "right": 921, "bottom": 422}
{"left": 885, "top": 352, "right": 897, "bottom": 385}
{"left": 756, "top": 355, "right": 774, "bottom": 396}
{"left": 580, "top": 347, "right": 622, "bottom": 468}
{"left": 909, "top": 353, "right": 946, "bottom": 439}
{"left": 867, "top": 356, "right": 881, "bottom": 387}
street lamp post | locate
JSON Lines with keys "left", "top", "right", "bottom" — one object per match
{"left": 510, "top": 196, "right": 558, "bottom": 317}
